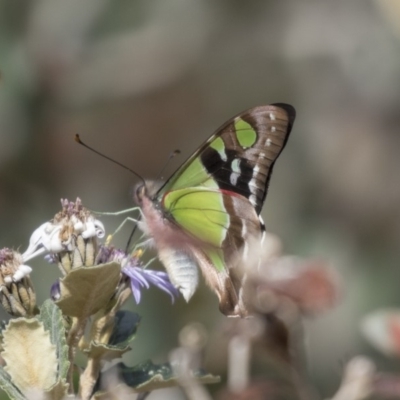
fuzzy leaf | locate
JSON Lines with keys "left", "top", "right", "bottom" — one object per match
{"left": 55, "top": 262, "right": 121, "bottom": 318}
{"left": 97, "top": 360, "right": 220, "bottom": 393}
{"left": 1, "top": 319, "right": 58, "bottom": 393}
{"left": 0, "top": 367, "right": 25, "bottom": 400}
{"left": 109, "top": 310, "right": 141, "bottom": 347}
{"left": 45, "top": 378, "right": 69, "bottom": 400}
{"left": 39, "top": 300, "right": 69, "bottom": 380}
{"left": 85, "top": 342, "right": 130, "bottom": 361}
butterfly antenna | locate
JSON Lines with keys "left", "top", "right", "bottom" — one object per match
{"left": 75, "top": 134, "right": 146, "bottom": 186}
{"left": 156, "top": 149, "right": 181, "bottom": 181}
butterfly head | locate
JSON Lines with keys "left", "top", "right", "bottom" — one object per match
{"left": 133, "top": 183, "right": 148, "bottom": 206}
{"left": 133, "top": 180, "right": 162, "bottom": 205}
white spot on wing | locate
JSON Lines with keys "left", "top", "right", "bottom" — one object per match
{"left": 271, "top": 126, "right": 276, "bottom": 132}
{"left": 269, "top": 113, "right": 276, "bottom": 121}
{"left": 266, "top": 138, "right": 272, "bottom": 147}
{"left": 249, "top": 194, "right": 257, "bottom": 207}
{"left": 231, "top": 158, "right": 241, "bottom": 173}
{"left": 230, "top": 173, "right": 238, "bottom": 186}
{"left": 247, "top": 163, "right": 261, "bottom": 207}
{"left": 230, "top": 158, "right": 241, "bottom": 186}
{"left": 217, "top": 149, "right": 227, "bottom": 162}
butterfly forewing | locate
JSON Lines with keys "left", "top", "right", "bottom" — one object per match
{"left": 157, "top": 104, "right": 295, "bottom": 215}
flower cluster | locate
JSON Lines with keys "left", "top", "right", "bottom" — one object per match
{"left": 0, "top": 198, "right": 185, "bottom": 400}
{"left": 0, "top": 198, "right": 179, "bottom": 317}
{"left": 14, "top": 198, "right": 178, "bottom": 303}
{"left": 23, "top": 198, "right": 105, "bottom": 273}
{"left": 0, "top": 248, "right": 36, "bottom": 317}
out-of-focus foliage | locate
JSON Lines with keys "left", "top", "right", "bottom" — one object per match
{"left": 1, "top": 1, "right": 400, "bottom": 398}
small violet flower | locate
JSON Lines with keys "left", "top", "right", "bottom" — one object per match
{"left": 97, "top": 246, "right": 179, "bottom": 304}
{"left": 123, "top": 262, "right": 179, "bottom": 304}
{"left": 50, "top": 280, "right": 61, "bottom": 301}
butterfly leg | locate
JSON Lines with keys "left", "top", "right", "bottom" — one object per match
{"left": 106, "top": 217, "right": 141, "bottom": 246}
{"left": 131, "top": 237, "right": 154, "bottom": 252}
{"left": 91, "top": 207, "right": 141, "bottom": 216}
{"left": 141, "top": 256, "right": 158, "bottom": 269}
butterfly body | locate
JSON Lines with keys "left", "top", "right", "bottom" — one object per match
{"left": 135, "top": 104, "right": 296, "bottom": 317}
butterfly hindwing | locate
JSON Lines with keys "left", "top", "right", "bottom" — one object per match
{"left": 162, "top": 187, "right": 263, "bottom": 315}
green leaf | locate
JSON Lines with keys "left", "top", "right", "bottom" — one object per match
{"left": 0, "top": 367, "right": 25, "bottom": 400}
{"left": 98, "top": 360, "right": 220, "bottom": 393}
{"left": 84, "top": 311, "right": 141, "bottom": 360}
{"left": 1, "top": 318, "right": 58, "bottom": 393}
{"left": 109, "top": 310, "right": 141, "bottom": 347}
{"left": 55, "top": 262, "right": 121, "bottom": 318}
{"left": 39, "top": 300, "right": 69, "bottom": 380}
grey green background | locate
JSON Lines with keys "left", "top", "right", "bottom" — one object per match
{"left": 1, "top": 1, "right": 400, "bottom": 398}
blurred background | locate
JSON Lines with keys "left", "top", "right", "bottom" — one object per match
{"left": 1, "top": 0, "right": 400, "bottom": 398}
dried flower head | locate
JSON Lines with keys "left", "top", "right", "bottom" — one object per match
{"left": 0, "top": 248, "right": 36, "bottom": 317}
{"left": 0, "top": 248, "right": 32, "bottom": 285}
{"left": 23, "top": 198, "right": 105, "bottom": 274}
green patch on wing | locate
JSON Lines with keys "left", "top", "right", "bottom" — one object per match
{"left": 163, "top": 157, "right": 218, "bottom": 192}
{"left": 235, "top": 118, "right": 257, "bottom": 148}
{"left": 210, "top": 137, "right": 227, "bottom": 161}
{"left": 163, "top": 188, "right": 229, "bottom": 247}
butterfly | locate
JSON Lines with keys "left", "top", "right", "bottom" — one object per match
{"left": 134, "top": 104, "right": 296, "bottom": 317}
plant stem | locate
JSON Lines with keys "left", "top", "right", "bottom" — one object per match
{"left": 79, "top": 357, "right": 101, "bottom": 400}
{"left": 66, "top": 317, "right": 87, "bottom": 395}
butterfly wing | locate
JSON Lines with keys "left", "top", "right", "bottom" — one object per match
{"left": 151, "top": 104, "right": 295, "bottom": 316}
{"left": 162, "top": 187, "right": 263, "bottom": 316}
{"left": 157, "top": 104, "right": 295, "bottom": 215}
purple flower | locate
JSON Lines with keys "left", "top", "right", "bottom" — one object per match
{"left": 97, "top": 245, "right": 179, "bottom": 304}
{"left": 96, "top": 245, "right": 126, "bottom": 265}
{"left": 44, "top": 254, "right": 58, "bottom": 264}
{"left": 50, "top": 280, "right": 61, "bottom": 301}
{"left": 122, "top": 263, "right": 180, "bottom": 304}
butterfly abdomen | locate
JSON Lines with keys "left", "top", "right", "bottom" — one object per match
{"left": 157, "top": 248, "right": 199, "bottom": 302}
